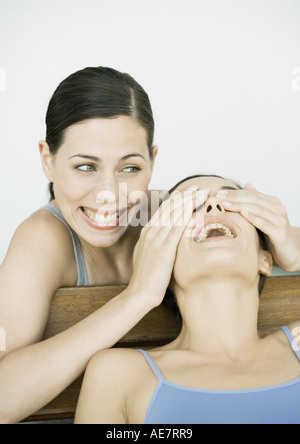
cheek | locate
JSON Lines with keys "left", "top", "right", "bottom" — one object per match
{"left": 53, "top": 170, "right": 89, "bottom": 202}
{"left": 127, "top": 176, "right": 149, "bottom": 191}
{"left": 172, "top": 241, "right": 193, "bottom": 286}
{"left": 125, "top": 175, "right": 151, "bottom": 201}
{"left": 240, "top": 226, "right": 261, "bottom": 256}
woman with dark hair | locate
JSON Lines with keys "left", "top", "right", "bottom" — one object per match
{"left": 0, "top": 66, "right": 299, "bottom": 423}
{"left": 0, "top": 67, "right": 206, "bottom": 423}
{"left": 75, "top": 175, "right": 300, "bottom": 424}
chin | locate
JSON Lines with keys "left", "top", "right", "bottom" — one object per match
{"left": 80, "top": 226, "right": 127, "bottom": 248}
{"left": 93, "top": 233, "right": 125, "bottom": 248}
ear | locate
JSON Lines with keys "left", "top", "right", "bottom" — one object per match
{"left": 39, "top": 141, "right": 54, "bottom": 182}
{"left": 149, "top": 145, "right": 158, "bottom": 179}
{"left": 152, "top": 145, "right": 158, "bottom": 160}
{"left": 259, "top": 250, "right": 273, "bottom": 277}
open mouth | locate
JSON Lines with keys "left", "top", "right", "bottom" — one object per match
{"left": 81, "top": 207, "right": 127, "bottom": 227}
{"left": 194, "top": 223, "right": 236, "bottom": 243}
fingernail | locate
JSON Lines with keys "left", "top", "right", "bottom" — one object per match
{"left": 186, "top": 185, "right": 199, "bottom": 191}
{"left": 196, "top": 189, "right": 209, "bottom": 200}
{"left": 197, "top": 188, "right": 209, "bottom": 197}
{"left": 216, "top": 190, "right": 228, "bottom": 198}
{"left": 241, "top": 209, "right": 249, "bottom": 217}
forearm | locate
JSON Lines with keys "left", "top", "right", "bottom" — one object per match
{"left": 0, "top": 287, "right": 151, "bottom": 424}
{"left": 292, "top": 227, "right": 300, "bottom": 271}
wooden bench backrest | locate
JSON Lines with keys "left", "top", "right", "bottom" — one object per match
{"left": 26, "top": 276, "right": 300, "bottom": 422}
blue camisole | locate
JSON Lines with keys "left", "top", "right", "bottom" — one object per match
{"left": 139, "top": 326, "right": 300, "bottom": 424}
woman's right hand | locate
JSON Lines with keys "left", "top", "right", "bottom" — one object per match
{"left": 128, "top": 186, "right": 209, "bottom": 308}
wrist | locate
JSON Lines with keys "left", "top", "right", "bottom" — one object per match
{"left": 124, "top": 283, "right": 160, "bottom": 315}
{"left": 295, "top": 253, "right": 300, "bottom": 273}
{"left": 296, "top": 233, "right": 300, "bottom": 272}
{"left": 291, "top": 227, "right": 300, "bottom": 272}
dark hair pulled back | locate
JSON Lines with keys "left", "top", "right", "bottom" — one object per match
{"left": 45, "top": 67, "right": 155, "bottom": 200}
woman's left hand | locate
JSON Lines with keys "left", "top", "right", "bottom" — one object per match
{"left": 217, "top": 183, "right": 300, "bottom": 272}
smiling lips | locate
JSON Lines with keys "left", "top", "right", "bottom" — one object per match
{"left": 81, "top": 206, "right": 127, "bottom": 228}
{"left": 194, "top": 219, "right": 237, "bottom": 243}
{"left": 81, "top": 207, "right": 238, "bottom": 238}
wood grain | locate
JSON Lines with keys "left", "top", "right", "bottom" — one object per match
{"left": 25, "top": 276, "right": 300, "bottom": 422}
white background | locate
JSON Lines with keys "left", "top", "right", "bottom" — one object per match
{"left": 0, "top": 0, "right": 300, "bottom": 264}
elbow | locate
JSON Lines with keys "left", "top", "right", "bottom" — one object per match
{"left": 0, "top": 408, "right": 17, "bottom": 425}
{"left": 0, "top": 363, "right": 23, "bottom": 424}
{"left": 0, "top": 401, "right": 27, "bottom": 424}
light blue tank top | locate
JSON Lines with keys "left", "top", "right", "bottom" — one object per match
{"left": 139, "top": 326, "right": 300, "bottom": 424}
{"left": 41, "top": 204, "right": 89, "bottom": 286}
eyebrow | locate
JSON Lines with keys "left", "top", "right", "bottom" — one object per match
{"left": 68, "top": 153, "right": 146, "bottom": 162}
{"left": 69, "top": 154, "right": 99, "bottom": 162}
{"left": 219, "top": 186, "right": 239, "bottom": 191}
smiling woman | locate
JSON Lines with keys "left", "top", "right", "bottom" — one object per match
{"left": 1, "top": 65, "right": 300, "bottom": 424}
{"left": 75, "top": 175, "right": 300, "bottom": 425}
{"left": 164, "top": 175, "right": 269, "bottom": 319}
{"left": 42, "top": 67, "right": 155, "bottom": 200}
{"left": 0, "top": 67, "right": 206, "bottom": 424}
{"left": 40, "top": 116, "right": 155, "bottom": 249}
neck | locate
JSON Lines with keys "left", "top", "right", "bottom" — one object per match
{"left": 173, "top": 278, "right": 261, "bottom": 357}
{"left": 81, "top": 224, "right": 141, "bottom": 281}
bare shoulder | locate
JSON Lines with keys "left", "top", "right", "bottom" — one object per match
{"left": 83, "top": 348, "right": 158, "bottom": 401}
{"left": 5, "top": 208, "right": 69, "bottom": 253}
{"left": 76, "top": 349, "right": 151, "bottom": 423}
{"left": 78, "top": 348, "right": 158, "bottom": 423}
{"left": 86, "top": 348, "right": 148, "bottom": 384}
{"left": 0, "top": 208, "right": 77, "bottom": 356}
{"left": 16, "top": 208, "right": 73, "bottom": 251}
{"left": 2, "top": 207, "right": 77, "bottom": 287}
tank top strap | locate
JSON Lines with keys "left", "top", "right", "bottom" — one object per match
{"left": 40, "top": 203, "right": 89, "bottom": 286}
{"left": 281, "top": 326, "right": 300, "bottom": 362}
{"left": 138, "top": 350, "right": 165, "bottom": 382}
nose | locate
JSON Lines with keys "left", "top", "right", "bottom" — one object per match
{"left": 204, "top": 196, "right": 225, "bottom": 214}
{"left": 95, "top": 176, "right": 119, "bottom": 206}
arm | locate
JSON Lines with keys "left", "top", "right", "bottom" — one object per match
{"left": 0, "top": 189, "right": 207, "bottom": 424}
{"left": 291, "top": 227, "right": 300, "bottom": 271}
{"left": 0, "top": 214, "right": 154, "bottom": 424}
{"left": 74, "top": 350, "right": 130, "bottom": 424}
{"left": 75, "top": 348, "right": 153, "bottom": 424}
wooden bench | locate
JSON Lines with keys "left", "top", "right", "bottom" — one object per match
{"left": 25, "top": 276, "right": 300, "bottom": 422}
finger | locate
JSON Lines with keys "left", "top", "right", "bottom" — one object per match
{"left": 170, "top": 189, "right": 208, "bottom": 228}
{"left": 144, "top": 190, "right": 208, "bottom": 249}
{"left": 240, "top": 209, "right": 280, "bottom": 240}
{"left": 240, "top": 206, "right": 289, "bottom": 241}
{"left": 149, "top": 188, "right": 208, "bottom": 228}
{"left": 155, "top": 193, "right": 207, "bottom": 244}
{"left": 148, "top": 185, "right": 198, "bottom": 227}
{"left": 168, "top": 190, "right": 209, "bottom": 240}
{"left": 244, "top": 183, "right": 257, "bottom": 192}
{"left": 222, "top": 201, "right": 282, "bottom": 225}
{"left": 218, "top": 190, "right": 282, "bottom": 213}
{"left": 169, "top": 184, "right": 199, "bottom": 197}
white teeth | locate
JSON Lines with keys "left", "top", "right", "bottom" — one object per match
{"left": 83, "top": 208, "right": 120, "bottom": 226}
{"left": 194, "top": 223, "right": 235, "bottom": 243}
